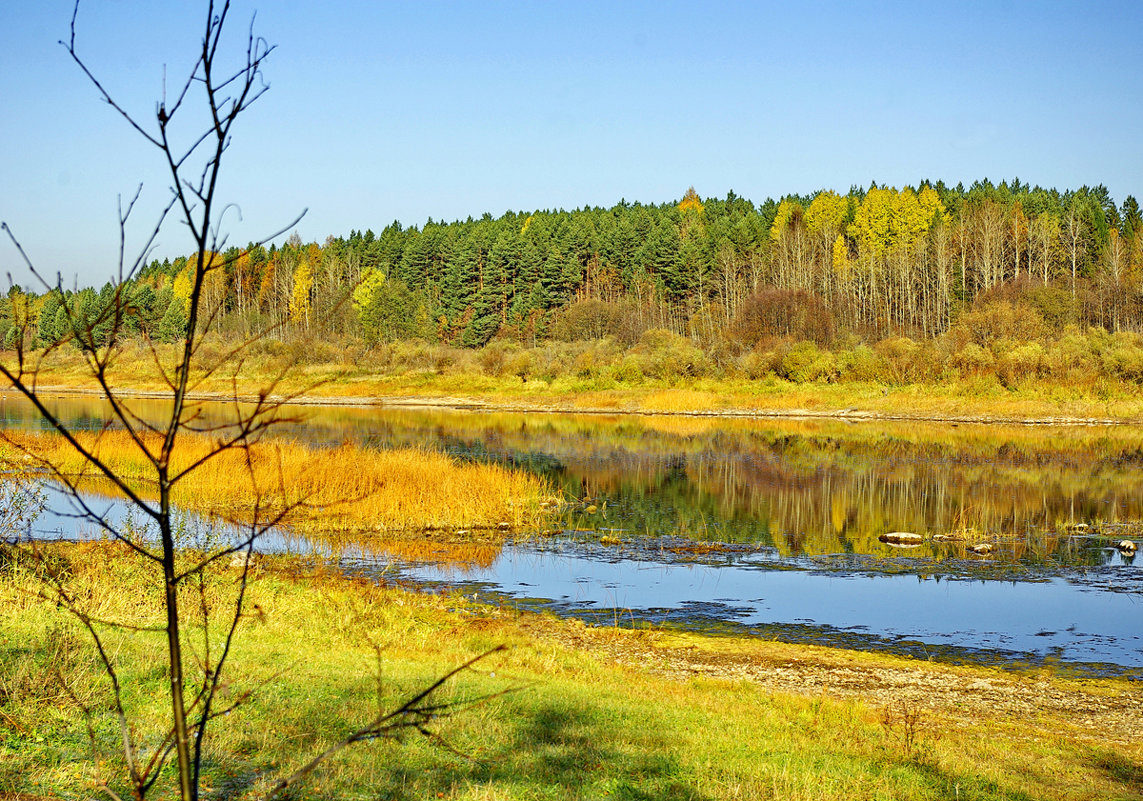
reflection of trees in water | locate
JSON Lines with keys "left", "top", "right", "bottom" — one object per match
{"left": 686, "top": 452, "right": 1142, "bottom": 562}
{"left": 544, "top": 435, "right": 1143, "bottom": 565}
{"left": 5, "top": 395, "right": 1143, "bottom": 566}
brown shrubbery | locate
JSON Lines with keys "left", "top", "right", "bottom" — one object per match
{"left": 947, "top": 301, "right": 1047, "bottom": 350}
{"left": 730, "top": 289, "right": 836, "bottom": 347}
{"left": 549, "top": 299, "right": 647, "bottom": 346}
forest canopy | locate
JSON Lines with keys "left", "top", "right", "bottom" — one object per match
{"left": 5, "top": 179, "right": 1141, "bottom": 362}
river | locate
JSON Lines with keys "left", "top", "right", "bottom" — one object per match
{"left": 4, "top": 392, "right": 1140, "bottom": 677}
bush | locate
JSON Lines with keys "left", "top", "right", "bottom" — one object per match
{"left": 631, "top": 329, "right": 706, "bottom": 380}
{"left": 949, "top": 300, "right": 1047, "bottom": 351}
{"left": 835, "top": 345, "right": 883, "bottom": 382}
{"left": 951, "top": 342, "right": 995, "bottom": 376}
{"left": 1101, "top": 332, "right": 1143, "bottom": 382}
{"left": 505, "top": 350, "right": 534, "bottom": 381}
{"left": 389, "top": 339, "right": 437, "bottom": 372}
{"left": 997, "top": 342, "right": 1046, "bottom": 387}
{"left": 478, "top": 343, "right": 522, "bottom": 377}
{"left": 973, "top": 277, "right": 1076, "bottom": 332}
{"left": 874, "top": 337, "right": 928, "bottom": 383}
{"left": 730, "top": 288, "right": 835, "bottom": 346}
{"left": 739, "top": 348, "right": 780, "bottom": 380}
{"left": 548, "top": 299, "right": 646, "bottom": 346}
{"left": 1043, "top": 327, "right": 1099, "bottom": 381}
{"left": 609, "top": 356, "right": 645, "bottom": 384}
{"left": 778, "top": 341, "right": 836, "bottom": 383}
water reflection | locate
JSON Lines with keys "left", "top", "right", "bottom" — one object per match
{"left": 5, "top": 390, "right": 1142, "bottom": 671}
{"left": 4, "top": 391, "right": 1143, "bottom": 570}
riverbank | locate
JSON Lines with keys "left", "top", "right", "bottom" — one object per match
{"left": 2, "top": 544, "right": 1140, "bottom": 800}
{"left": 9, "top": 375, "right": 1143, "bottom": 427}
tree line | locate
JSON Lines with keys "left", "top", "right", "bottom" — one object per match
{"left": 5, "top": 179, "right": 1141, "bottom": 351}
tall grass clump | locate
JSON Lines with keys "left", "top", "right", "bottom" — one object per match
{"left": 4, "top": 430, "right": 556, "bottom": 535}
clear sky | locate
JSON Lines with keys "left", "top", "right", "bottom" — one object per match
{"left": 2, "top": 1, "right": 1141, "bottom": 287}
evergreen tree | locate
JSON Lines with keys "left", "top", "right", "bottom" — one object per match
{"left": 156, "top": 297, "right": 188, "bottom": 343}
{"left": 36, "top": 292, "right": 62, "bottom": 346}
{"left": 438, "top": 232, "right": 479, "bottom": 332}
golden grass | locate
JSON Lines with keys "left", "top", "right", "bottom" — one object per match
{"left": 637, "top": 388, "right": 722, "bottom": 413}
{"left": 2, "top": 429, "right": 557, "bottom": 535}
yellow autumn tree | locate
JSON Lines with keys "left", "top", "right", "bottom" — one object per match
{"left": 832, "top": 234, "right": 850, "bottom": 276}
{"left": 171, "top": 263, "right": 195, "bottom": 313}
{"left": 678, "top": 186, "right": 704, "bottom": 216}
{"left": 805, "top": 190, "right": 849, "bottom": 301}
{"left": 769, "top": 199, "right": 811, "bottom": 290}
{"left": 805, "top": 191, "right": 848, "bottom": 237}
{"left": 289, "top": 258, "right": 314, "bottom": 330}
{"left": 847, "top": 186, "right": 946, "bottom": 335}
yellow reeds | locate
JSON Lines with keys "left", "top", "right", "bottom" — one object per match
{"left": 638, "top": 389, "right": 721, "bottom": 413}
{"left": 2, "top": 429, "right": 556, "bottom": 535}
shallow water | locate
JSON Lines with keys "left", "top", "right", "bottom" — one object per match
{"left": 5, "top": 391, "right": 1141, "bottom": 674}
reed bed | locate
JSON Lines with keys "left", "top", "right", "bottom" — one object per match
{"left": 637, "top": 388, "right": 722, "bottom": 412}
{"left": 2, "top": 429, "right": 557, "bottom": 535}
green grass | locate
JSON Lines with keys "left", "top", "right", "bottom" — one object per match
{"left": 2, "top": 543, "right": 1140, "bottom": 800}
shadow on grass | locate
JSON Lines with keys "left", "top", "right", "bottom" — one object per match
{"left": 366, "top": 700, "right": 709, "bottom": 801}
{"left": 1091, "top": 750, "right": 1143, "bottom": 791}
{"left": 904, "top": 759, "right": 1059, "bottom": 801}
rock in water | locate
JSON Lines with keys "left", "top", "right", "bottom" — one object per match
{"left": 879, "top": 532, "right": 923, "bottom": 546}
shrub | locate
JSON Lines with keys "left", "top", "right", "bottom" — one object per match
{"left": 973, "top": 277, "right": 1076, "bottom": 332}
{"left": 874, "top": 337, "right": 928, "bottom": 383}
{"left": 835, "top": 345, "right": 883, "bottom": 382}
{"left": 1043, "top": 327, "right": 1100, "bottom": 382}
{"left": 997, "top": 342, "right": 1046, "bottom": 387}
{"left": 951, "top": 343, "right": 995, "bottom": 376}
{"left": 477, "top": 345, "right": 504, "bottom": 376}
{"left": 1101, "top": 333, "right": 1143, "bottom": 382}
{"left": 548, "top": 299, "right": 646, "bottom": 346}
{"left": 609, "top": 356, "right": 644, "bottom": 384}
{"left": 389, "top": 338, "right": 437, "bottom": 372}
{"left": 730, "top": 288, "right": 835, "bottom": 346}
{"left": 949, "top": 300, "right": 1047, "bottom": 351}
{"left": 778, "top": 342, "right": 837, "bottom": 383}
{"left": 505, "top": 350, "right": 534, "bottom": 381}
{"left": 740, "top": 348, "right": 781, "bottom": 380}
{"left": 631, "top": 329, "right": 706, "bottom": 380}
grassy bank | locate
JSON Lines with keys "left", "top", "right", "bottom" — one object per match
{"left": 0, "top": 429, "right": 556, "bottom": 535}
{"left": 12, "top": 332, "right": 1143, "bottom": 424}
{"left": 2, "top": 543, "right": 1140, "bottom": 801}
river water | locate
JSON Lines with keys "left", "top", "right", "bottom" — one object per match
{"left": 4, "top": 392, "right": 1141, "bottom": 676}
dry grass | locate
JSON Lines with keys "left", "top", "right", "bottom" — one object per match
{"left": 637, "top": 389, "right": 722, "bottom": 413}
{"left": 1, "top": 429, "right": 557, "bottom": 535}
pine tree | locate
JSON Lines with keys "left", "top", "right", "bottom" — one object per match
{"left": 156, "top": 297, "right": 189, "bottom": 343}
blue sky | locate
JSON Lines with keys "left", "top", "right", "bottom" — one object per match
{"left": 2, "top": 1, "right": 1141, "bottom": 287}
